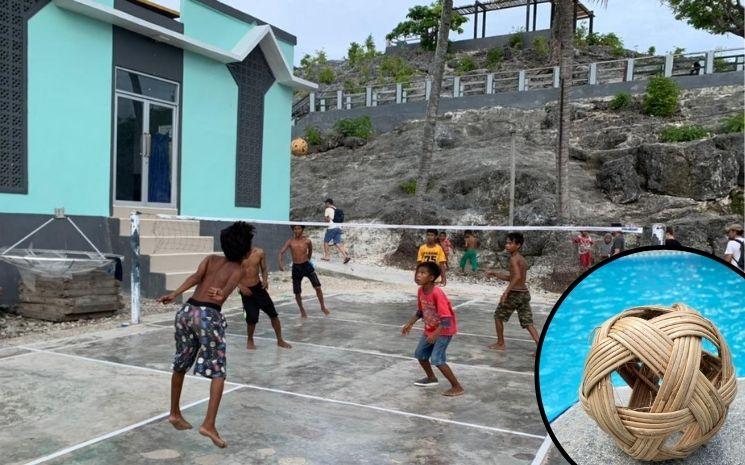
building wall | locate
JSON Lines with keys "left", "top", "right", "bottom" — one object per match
{"left": 0, "top": 1, "right": 113, "bottom": 216}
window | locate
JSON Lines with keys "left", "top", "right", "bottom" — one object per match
{"left": 115, "top": 68, "right": 178, "bottom": 102}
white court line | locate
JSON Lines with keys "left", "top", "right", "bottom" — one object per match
{"left": 453, "top": 299, "right": 482, "bottom": 309}
{"left": 22, "top": 385, "right": 246, "bottom": 465}
{"left": 0, "top": 350, "right": 37, "bottom": 361}
{"left": 275, "top": 312, "right": 535, "bottom": 343}
{"left": 18, "top": 346, "right": 542, "bottom": 451}
{"left": 222, "top": 332, "right": 532, "bottom": 376}
{"left": 530, "top": 435, "right": 554, "bottom": 465}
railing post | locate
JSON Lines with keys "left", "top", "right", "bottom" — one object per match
{"left": 518, "top": 70, "right": 526, "bottom": 91}
{"left": 320, "top": 98, "right": 326, "bottom": 112}
{"left": 425, "top": 79, "right": 432, "bottom": 100}
{"left": 396, "top": 83, "right": 403, "bottom": 103}
{"left": 365, "top": 86, "right": 372, "bottom": 107}
{"left": 553, "top": 66, "right": 560, "bottom": 88}
{"left": 402, "top": 88, "right": 407, "bottom": 103}
{"left": 625, "top": 58, "right": 635, "bottom": 82}
{"left": 664, "top": 54, "right": 673, "bottom": 77}
{"left": 336, "top": 90, "right": 343, "bottom": 110}
{"left": 309, "top": 92, "right": 316, "bottom": 112}
{"left": 372, "top": 90, "right": 378, "bottom": 107}
{"left": 453, "top": 76, "right": 461, "bottom": 97}
{"left": 345, "top": 95, "right": 351, "bottom": 110}
{"left": 486, "top": 73, "right": 494, "bottom": 94}
{"left": 705, "top": 51, "right": 715, "bottom": 74}
{"left": 588, "top": 62, "right": 597, "bottom": 85}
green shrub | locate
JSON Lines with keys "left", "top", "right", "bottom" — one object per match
{"left": 609, "top": 92, "right": 631, "bottom": 110}
{"left": 486, "top": 47, "right": 503, "bottom": 69}
{"left": 731, "top": 190, "right": 744, "bottom": 216}
{"left": 304, "top": 126, "right": 323, "bottom": 146}
{"left": 316, "top": 50, "right": 328, "bottom": 65}
{"left": 334, "top": 115, "right": 373, "bottom": 139}
{"left": 347, "top": 42, "right": 364, "bottom": 66}
{"left": 647, "top": 46, "right": 656, "bottom": 56}
{"left": 721, "top": 112, "right": 745, "bottom": 133}
{"left": 318, "top": 67, "right": 335, "bottom": 85}
{"left": 714, "top": 57, "right": 732, "bottom": 72}
{"left": 379, "top": 55, "right": 414, "bottom": 82}
{"left": 643, "top": 76, "right": 680, "bottom": 117}
{"left": 659, "top": 125, "right": 708, "bottom": 142}
{"left": 399, "top": 179, "right": 417, "bottom": 195}
{"left": 508, "top": 33, "right": 524, "bottom": 49}
{"left": 532, "top": 36, "right": 549, "bottom": 58}
{"left": 672, "top": 47, "right": 685, "bottom": 55}
{"left": 456, "top": 56, "right": 476, "bottom": 73}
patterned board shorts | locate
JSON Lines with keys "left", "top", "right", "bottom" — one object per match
{"left": 172, "top": 301, "right": 227, "bottom": 379}
{"left": 494, "top": 291, "right": 534, "bottom": 328}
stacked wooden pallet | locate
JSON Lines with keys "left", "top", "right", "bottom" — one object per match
{"left": 17, "top": 271, "right": 123, "bottom": 322}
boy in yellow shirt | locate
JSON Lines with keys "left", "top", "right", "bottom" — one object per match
{"left": 417, "top": 229, "right": 447, "bottom": 286}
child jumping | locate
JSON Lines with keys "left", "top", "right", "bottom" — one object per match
{"left": 157, "top": 221, "right": 254, "bottom": 448}
{"left": 460, "top": 230, "right": 479, "bottom": 273}
{"left": 278, "top": 225, "right": 330, "bottom": 317}
{"left": 485, "top": 232, "right": 540, "bottom": 351}
{"left": 402, "top": 262, "right": 464, "bottom": 397}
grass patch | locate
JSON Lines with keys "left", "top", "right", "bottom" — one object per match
{"left": 304, "top": 126, "right": 323, "bottom": 146}
{"left": 486, "top": 47, "right": 503, "bottom": 69}
{"left": 659, "top": 125, "right": 708, "bottom": 143}
{"left": 731, "top": 190, "right": 744, "bottom": 216}
{"left": 400, "top": 179, "right": 417, "bottom": 195}
{"left": 721, "top": 112, "right": 745, "bottom": 133}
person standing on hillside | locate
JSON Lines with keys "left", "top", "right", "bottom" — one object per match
{"left": 724, "top": 224, "right": 744, "bottom": 270}
{"left": 321, "top": 198, "right": 351, "bottom": 264}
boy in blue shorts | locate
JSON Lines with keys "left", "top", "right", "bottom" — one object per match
{"left": 402, "top": 262, "right": 464, "bottom": 397}
{"left": 157, "top": 221, "right": 254, "bottom": 448}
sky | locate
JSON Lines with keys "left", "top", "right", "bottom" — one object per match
{"left": 158, "top": 0, "right": 744, "bottom": 66}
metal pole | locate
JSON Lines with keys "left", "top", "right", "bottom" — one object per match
{"left": 482, "top": 8, "right": 486, "bottom": 38}
{"left": 589, "top": 13, "right": 594, "bottom": 35}
{"left": 130, "top": 212, "right": 141, "bottom": 325}
{"left": 525, "top": 2, "right": 530, "bottom": 31}
{"left": 532, "top": 0, "right": 537, "bottom": 31}
{"left": 473, "top": 1, "right": 479, "bottom": 39}
{"left": 509, "top": 131, "right": 516, "bottom": 227}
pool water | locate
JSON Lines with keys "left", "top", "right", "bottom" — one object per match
{"left": 538, "top": 251, "right": 745, "bottom": 422}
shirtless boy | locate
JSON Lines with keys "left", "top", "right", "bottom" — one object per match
{"left": 219, "top": 246, "right": 291, "bottom": 350}
{"left": 157, "top": 221, "right": 253, "bottom": 448}
{"left": 278, "top": 225, "right": 330, "bottom": 317}
{"left": 485, "top": 232, "right": 540, "bottom": 351}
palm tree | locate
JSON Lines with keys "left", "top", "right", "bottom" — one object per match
{"left": 415, "top": 0, "right": 454, "bottom": 215}
{"left": 554, "top": 0, "right": 574, "bottom": 223}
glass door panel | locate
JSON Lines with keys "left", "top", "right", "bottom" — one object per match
{"left": 146, "top": 104, "right": 174, "bottom": 204}
{"left": 115, "top": 96, "right": 144, "bottom": 202}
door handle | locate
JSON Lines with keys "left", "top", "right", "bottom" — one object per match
{"left": 142, "top": 133, "right": 152, "bottom": 158}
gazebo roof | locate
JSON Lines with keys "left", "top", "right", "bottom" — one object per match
{"left": 454, "top": 0, "right": 593, "bottom": 20}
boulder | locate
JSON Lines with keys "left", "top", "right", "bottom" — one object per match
{"left": 342, "top": 136, "right": 367, "bottom": 149}
{"left": 435, "top": 125, "right": 460, "bottom": 149}
{"left": 597, "top": 155, "right": 642, "bottom": 204}
{"left": 714, "top": 133, "right": 744, "bottom": 186}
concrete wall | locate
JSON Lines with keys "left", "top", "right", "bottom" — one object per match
{"left": 294, "top": 71, "right": 745, "bottom": 136}
{"left": 385, "top": 29, "right": 551, "bottom": 55}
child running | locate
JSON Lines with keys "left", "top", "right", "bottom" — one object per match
{"left": 228, "top": 245, "right": 291, "bottom": 350}
{"left": 156, "top": 221, "right": 254, "bottom": 448}
{"left": 485, "top": 232, "right": 540, "bottom": 351}
{"left": 417, "top": 229, "right": 447, "bottom": 286}
{"left": 402, "top": 262, "right": 463, "bottom": 396}
{"left": 278, "top": 225, "right": 330, "bottom": 317}
{"left": 460, "top": 230, "right": 479, "bottom": 273}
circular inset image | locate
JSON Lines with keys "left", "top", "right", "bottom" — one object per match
{"left": 535, "top": 247, "right": 745, "bottom": 465}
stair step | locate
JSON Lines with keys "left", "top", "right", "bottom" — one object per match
{"left": 139, "top": 236, "right": 214, "bottom": 255}
{"left": 119, "top": 218, "right": 200, "bottom": 237}
{"left": 112, "top": 206, "right": 178, "bottom": 219}
{"left": 148, "top": 252, "right": 213, "bottom": 273}
{"left": 164, "top": 271, "right": 193, "bottom": 291}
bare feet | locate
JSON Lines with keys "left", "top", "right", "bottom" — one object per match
{"left": 246, "top": 339, "right": 256, "bottom": 350}
{"left": 488, "top": 342, "right": 505, "bottom": 351}
{"left": 320, "top": 257, "right": 330, "bottom": 261}
{"left": 277, "top": 339, "right": 292, "bottom": 349}
{"left": 321, "top": 307, "right": 331, "bottom": 316}
{"left": 442, "top": 386, "right": 465, "bottom": 397}
{"left": 299, "top": 311, "right": 308, "bottom": 319}
{"left": 199, "top": 425, "right": 227, "bottom": 448}
{"left": 168, "top": 415, "right": 192, "bottom": 430}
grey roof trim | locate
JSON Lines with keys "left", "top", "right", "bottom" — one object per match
{"left": 192, "top": 0, "right": 297, "bottom": 45}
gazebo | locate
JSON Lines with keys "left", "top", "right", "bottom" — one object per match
{"left": 454, "top": 0, "right": 595, "bottom": 39}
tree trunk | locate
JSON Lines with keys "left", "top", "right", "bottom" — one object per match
{"left": 555, "top": 0, "right": 573, "bottom": 223}
{"left": 415, "top": 0, "right": 453, "bottom": 216}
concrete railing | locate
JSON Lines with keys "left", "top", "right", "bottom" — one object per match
{"left": 302, "top": 48, "right": 744, "bottom": 116}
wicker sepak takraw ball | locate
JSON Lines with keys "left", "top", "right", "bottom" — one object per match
{"left": 579, "top": 303, "right": 737, "bottom": 461}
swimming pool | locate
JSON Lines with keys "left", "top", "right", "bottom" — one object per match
{"left": 538, "top": 250, "right": 745, "bottom": 422}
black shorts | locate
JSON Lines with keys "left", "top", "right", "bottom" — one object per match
{"left": 240, "top": 284, "right": 278, "bottom": 324}
{"left": 292, "top": 261, "right": 321, "bottom": 294}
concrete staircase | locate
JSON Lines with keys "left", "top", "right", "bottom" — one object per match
{"left": 113, "top": 206, "right": 215, "bottom": 298}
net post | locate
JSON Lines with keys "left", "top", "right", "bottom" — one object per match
{"left": 509, "top": 130, "right": 516, "bottom": 227}
{"left": 130, "top": 212, "right": 141, "bottom": 324}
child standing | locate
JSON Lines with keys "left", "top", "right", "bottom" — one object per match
{"left": 460, "top": 230, "right": 479, "bottom": 273}
{"left": 157, "top": 221, "right": 254, "bottom": 448}
{"left": 417, "top": 229, "right": 447, "bottom": 286}
{"left": 437, "top": 231, "right": 453, "bottom": 266}
{"left": 485, "top": 232, "right": 539, "bottom": 351}
{"left": 402, "top": 262, "right": 464, "bottom": 397}
{"left": 278, "top": 225, "right": 330, "bottom": 317}
{"left": 573, "top": 231, "right": 594, "bottom": 270}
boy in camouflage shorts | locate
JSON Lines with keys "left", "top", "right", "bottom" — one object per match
{"left": 486, "top": 232, "right": 540, "bottom": 351}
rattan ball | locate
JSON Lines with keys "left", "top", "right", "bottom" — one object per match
{"left": 579, "top": 303, "right": 737, "bottom": 461}
{"left": 291, "top": 138, "right": 308, "bottom": 156}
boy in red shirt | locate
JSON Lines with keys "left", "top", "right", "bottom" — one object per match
{"left": 402, "top": 262, "right": 464, "bottom": 397}
{"left": 573, "top": 231, "right": 594, "bottom": 270}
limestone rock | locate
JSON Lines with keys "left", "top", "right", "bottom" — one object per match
{"left": 597, "top": 155, "right": 642, "bottom": 204}
{"left": 435, "top": 125, "right": 460, "bottom": 149}
{"left": 342, "top": 136, "right": 367, "bottom": 149}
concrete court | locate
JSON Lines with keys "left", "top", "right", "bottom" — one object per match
{"left": 0, "top": 292, "right": 554, "bottom": 465}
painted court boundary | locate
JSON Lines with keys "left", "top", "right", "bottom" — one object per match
{"left": 15, "top": 346, "right": 543, "bottom": 465}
